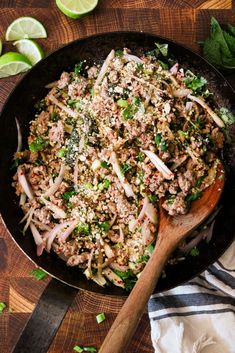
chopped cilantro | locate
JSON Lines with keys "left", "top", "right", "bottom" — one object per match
{"left": 149, "top": 194, "right": 158, "bottom": 203}
{"left": 195, "top": 176, "right": 205, "bottom": 187}
{"left": 65, "top": 116, "right": 77, "bottom": 126}
{"left": 146, "top": 243, "right": 155, "bottom": 254}
{"left": 155, "top": 133, "right": 168, "bottom": 151}
{"left": 137, "top": 152, "right": 145, "bottom": 162}
{"left": 155, "top": 133, "right": 162, "bottom": 146}
{"left": 62, "top": 188, "right": 77, "bottom": 200}
{"left": 98, "top": 221, "right": 110, "bottom": 232}
{"left": 184, "top": 70, "right": 207, "bottom": 93}
{"left": 0, "top": 302, "right": 6, "bottom": 313}
{"left": 76, "top": 223, "right": 90, "bottom": 235}
{"left": 112, "top": 269, "right": 137, "bottom": 290}
{"left": 120, "top": 162, "right": 132, "bottom": 175}
{"left": 29, "top": 135, "right": 48, "bottom": 152}
{"left": 158, "top": 60, "right": 169, "bottom": 69}
{"left": 122, "top": 96, "right": 143, "bottom": 120}
{"left": 57, "top": 148, "right": 67, "bottom": 158}
{"left": 190, "top": 247, "right": 200, "bottom": 256}
{"left": 11, "top": 157, "right": 23, "bottom": 170}
{"left": 219, "top": 107, "right": 235, "bottom": 125}
{"left": 136, "top": 63, "right": 144, "bottom": 71}
{"left": 31, "top": 268, "right": 47, "bottom": 280}
{"left": 98, "top": 179, "right": 110, "bottom": 191}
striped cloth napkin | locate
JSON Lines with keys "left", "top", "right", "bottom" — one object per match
{"left": 148, "top": 240, "right": 235, "bottom": 353}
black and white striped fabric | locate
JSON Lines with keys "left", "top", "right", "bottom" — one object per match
{"left": 148, "top": 241, "right": 235, "bottom": 353}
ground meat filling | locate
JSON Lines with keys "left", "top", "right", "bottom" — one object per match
{"left": 12, "top": 46, "right": 227, "bottom": 289}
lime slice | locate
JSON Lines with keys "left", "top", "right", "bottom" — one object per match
{"left": 0, "top": 40, "right": 2, "bottom": 56}
{"left": 56, "top": 0, "right": 98, "bottom": 19}
{"left": 0, "top": 52, "right": 32, "bottom": 78}
{"left": 13, "top": 39, "right": 44, "bottom": 65}
{"left": 5, "top": 17, "right": 47, "bottom": 41}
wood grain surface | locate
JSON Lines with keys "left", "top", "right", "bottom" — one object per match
{"left": 0, "top": 1, "right": 234, "bottom": 353}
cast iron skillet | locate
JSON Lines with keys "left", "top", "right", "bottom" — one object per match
{"left": 0, "top": 32, "right": 235, "bottom": 353}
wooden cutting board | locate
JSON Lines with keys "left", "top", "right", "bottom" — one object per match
{"left": 0, "top": 1, "right": 234, "bottom": 352}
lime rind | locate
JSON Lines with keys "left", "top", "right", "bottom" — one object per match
{"left": 5, "top": 17, "right": 47, "bottom": 41}
{"left": 0, "top": 52, "right": 32, "bottom": 78}
{"left": 56, "top": 0, "right": 98, "bottom": 19}
{"left": 13, "top": 39, "right": 44, "bottom": 65}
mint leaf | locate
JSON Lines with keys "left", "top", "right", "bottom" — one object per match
{"left": 219, "top": 107, "right": 235, "bottom": 125}
{"left": 225, "top": 23, "right": 235, "bottom": 38}
{"left": 203, "top": 37, "right": 223, "bottom": 67}
{"left": 223, "top": 30, "right": 235, "bottom": 56}
{"left": 210, "top": 17, "right": 232, "bottom": 58}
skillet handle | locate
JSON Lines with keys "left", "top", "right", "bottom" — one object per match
{"left": 12, "top": 278, "right": 78, "bottom": 353}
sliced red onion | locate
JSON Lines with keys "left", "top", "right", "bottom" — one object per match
{"left": 141, "top": 218, "right": 154, "bottom": 245}
{"left": 170, "top": 63, "right": 179, "bottom": 75}
{"left": 29, "top": 222, "right": 43, "bottom": 246}
{"left": 185, "top": 101, "right": 193, "bottom": 111}
{"left": 41, "top": 196, "right": 67, "bottom": 219}
{"left": 17, "top": 166, "right": 34, "bottom": 200}
{"left": 109, "top": 151, "right": 135, "bottom": 198}
{"left": 110, "top": 262, "right": 129, "bottom": 272}
{"left": 59, "top": 219, "right": 78, "bottom": 242}
{"left": 23, "top": 206, "right": 36, "bottom": 234}
{"left": 142, "top": 150, "right": 173, "bottom": 180}
{"left": 123, "top": 53, "right": 143, "bottom": 64}
{"left": 104, "top": 243, "right": 115, "bottom": 259}
{"left": 103, "top": 267, "right": 125, "bottom": 288}
{"left": 15, "top": 118, "right": 22, "bottom": 152}
{"left": 173, "top": 88, "right": 192, "bottom": 98}
{"left": 44, "top": 164, "right": 65, "bottom": 198}
{"left": 94, "top": 49, "right": 115, "bottom": 89}
{"left": 48, "top": 94, "right": 79, "bottom": 119}
{"left": 188, "top": 94, "right": 225, "bottom": 128}
{"left": 171, "top": 155, "right": 188, "bottom": 170}
{"left": 92, "top": 273, "right": 107, "bottom": 287}
{"left": 180, "top": 231, "right": 204, "bottom": 253}
{"left": 145, "top": 203, "right": 158, "bottom": 225}
{"left": 31, "top": 218, "right": 52, "bottom": 232}
{"left": 20, "top": 206, "right": 33, "bottom": 224}
{"left": 45, "top": 220, "right": 74, "bottom": 252}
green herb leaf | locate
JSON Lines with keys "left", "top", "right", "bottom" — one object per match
{"left": 190, "top": 247, "right": 200, "bottom": 256}
{"left": 51, "top": 112, "right": 59, "bottom": 122}
{"left": 29, "top": 135, "right": 48, "bottom": 152}
{"left": 195, "top": 176, "right": 205, "bottom": 187}
{"left": 0, "top": 302, "right": 6, "bottom": 313}
{"left": 136, "top": 63, "right": 144, "bottom": 71}
{"left": 115, "top": 49, "right": 123, "bottom": 57}
{"left": 155, "top": 133, "right": 162, "bottom": 146}
{"left": 11, "top": 157, "right": 23, "bottom": 170}
{"left": 98, "top": 221, "right": 110, "bottom": 232}
{"left": 62, "top": 188, "right": 77, "bottom": 200}
{"left": 122, "top": 96, "right": 143, "bottom": 120}
{"left": 74, "top": 61, "right": 84, "bottom": 75}
{"left": 113, "top": 269, "right": 137, "bottom": 291}
{"left": 186, "top": 190, "right": 202, "bottom": 202}
{"left": 158, "top": 60, "right": 169, "bottom": 69}
{"left": 137, "top": 152, "right": 145, "bottom": 163}
{"left": 223, "top": 30, "right": 235, "bottom": 56}
{"left": 31, "top": 268, "right": 47, "bottom": 280}
{"left": 219, "top": 107, "right": 235, "bottom": 125}
{"left": 100, "top": 160, "right": 109, "bottom": 169}
{"left": 76, "top": 223, "right": 90, "bottom": 235}
{"left": 120, "top": 162, "right": 132, "bottom": 175}
{"left": 96, "top": 312, "right": 106, "bottom": 324}
{"left": 184, "top": 70, "right": 207, "bottom": 92}
{"left": 34, "top": 99, "right": 46, "bottom": 112}
{"left": 146, "top": 243, "right": 155, "bottom": 254}
{"left": 203, "top": 37, "right": 223, "bottom": 67}
{"left": 225, "top": 23, "right": 235, "bottom": 37}
{"left": 117, "top": 99, "right": 129, "bottom": 108}
{"left": 98, "top": 179, "right": 110, "bottom": 191}
{"left": 155, "top": 43, "right": 168, "bottom": 57}
{"left": 149, "top": 194, "right": 158, "bottom": 203}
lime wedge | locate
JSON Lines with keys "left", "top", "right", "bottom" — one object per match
{"left": 0, "top": 40, "right": 2, "bottom": 56}
{"left": 56, "top": 0, "right": 98, "bottom": 19}
{"left": 0, "top": 52, "right": 32, "bottom": 78}
{"left": 5, "top": 17, "right": 47, "bottom": 41}
{"left": 14, "top": 39, "right": 44, "bottom": 65}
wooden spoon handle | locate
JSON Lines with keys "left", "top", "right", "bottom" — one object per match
{"left": 99, "top": 238, "right": 174, "bottom": 353}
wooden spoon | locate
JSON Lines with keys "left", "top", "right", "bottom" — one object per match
{"left": 99, "top": 163, "right": 225, "bottom": 353}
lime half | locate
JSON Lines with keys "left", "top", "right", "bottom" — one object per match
{"left": 5, "top": 17, "right": 47, "bottom": 41}
{"left": 0, "top": 52, "right": 32, "bottom": 78}
{"left": 56, "top": 0, "right": 99, "bottom": 19}
{"left": 14, "top": 39, "right": 44, "bottom": 65}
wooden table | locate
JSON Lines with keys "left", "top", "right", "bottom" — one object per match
{"left": 0, "top": 1, "right": 234, "bottom": 352}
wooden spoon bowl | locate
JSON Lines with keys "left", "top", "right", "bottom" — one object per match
{"left": 99, "top": 163, "right": 225, "bottom": 353}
